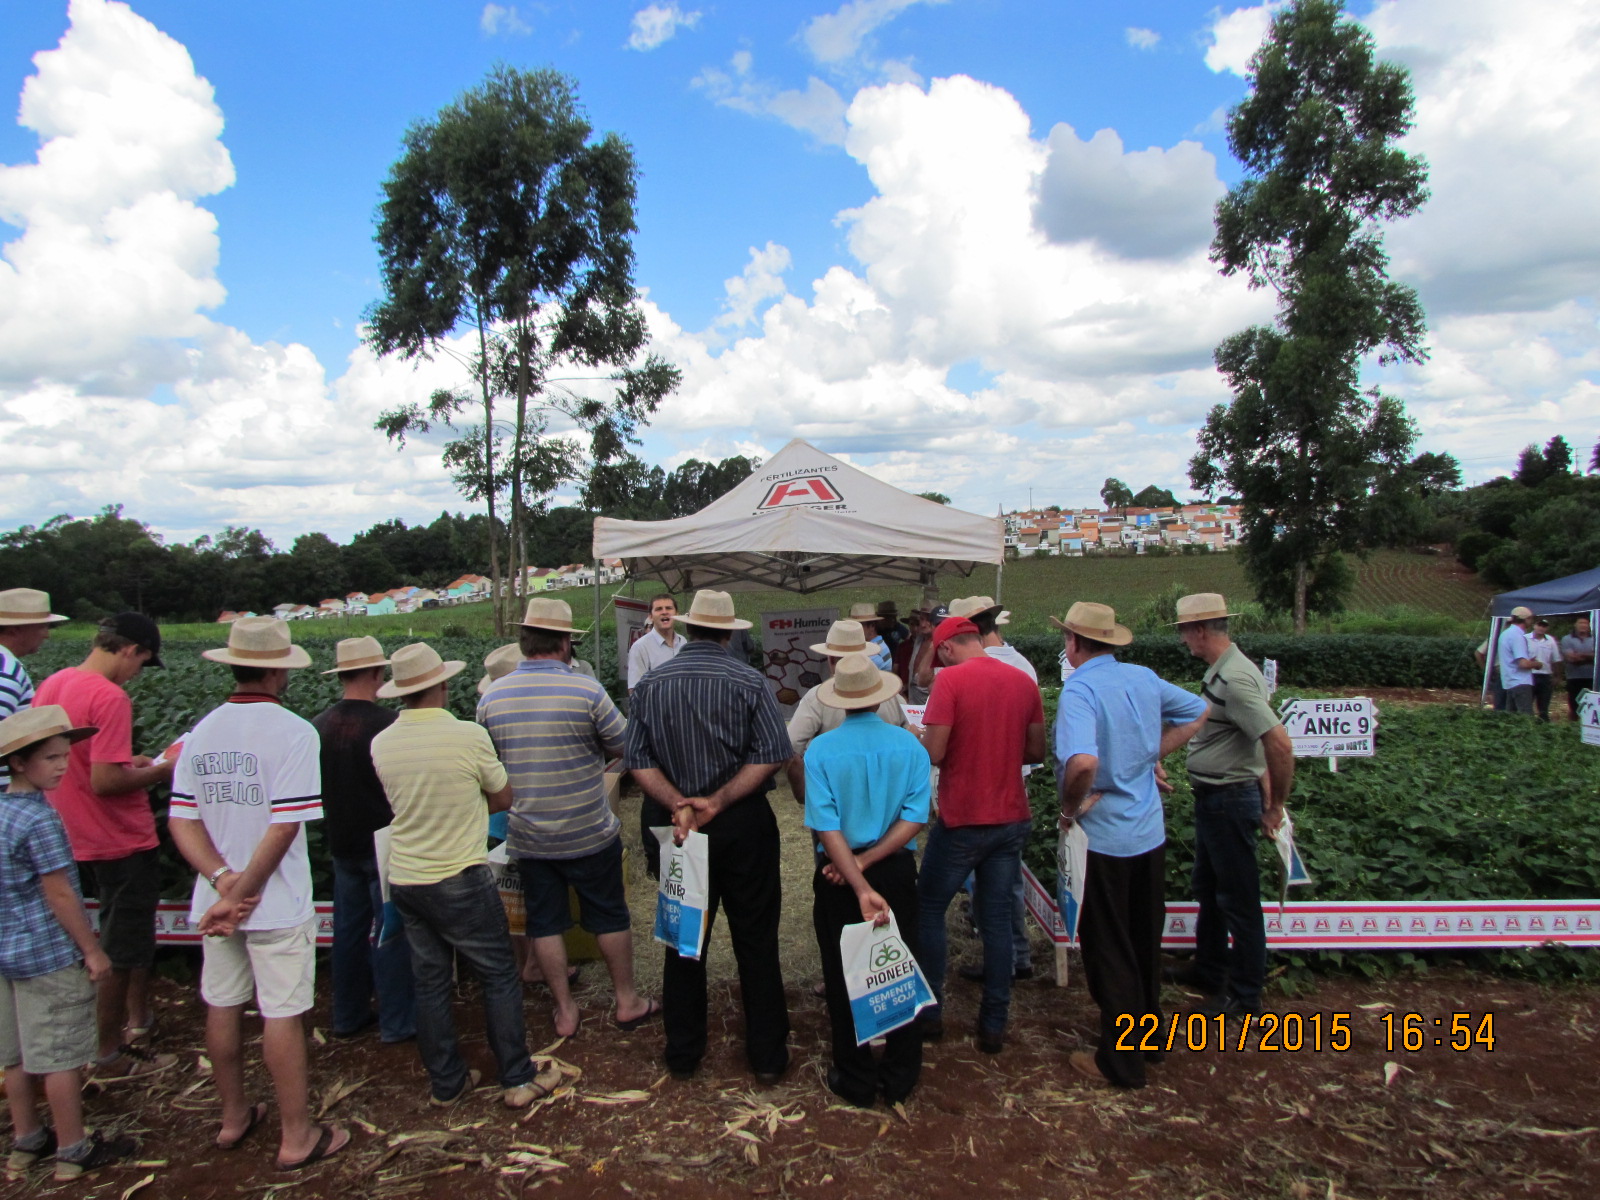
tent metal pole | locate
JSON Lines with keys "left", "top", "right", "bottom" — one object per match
{"left": 1481, "top": 616, "right": 1502, "bottom": 707}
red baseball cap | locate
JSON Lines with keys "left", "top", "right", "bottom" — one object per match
{"left": 930, "top": 617, "right": 978, "bottom": 652}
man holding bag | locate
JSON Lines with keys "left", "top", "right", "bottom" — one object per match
{"left": 804, "top": 653, "right": 930, "bottom": 1107}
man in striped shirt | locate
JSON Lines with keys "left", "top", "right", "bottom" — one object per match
{"left": 625, "top": 590, "right": 793, "bottom": 1084}
{"left": 0, "top": 589, "right": 69, "bottom": 786}
{"left": 479, "top": 599, "right": 658, "bottom": 1039}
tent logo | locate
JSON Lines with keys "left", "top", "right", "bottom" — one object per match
{"left": 758, "top": 476, "right": 844, "bottom": 509}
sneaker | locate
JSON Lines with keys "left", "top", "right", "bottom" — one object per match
{"left": 975, "top": 1025, "right": 1005, "bottom": 1055}
{"left": 429, "top": 1068, "right": 482, "bottom": 1108}
{"left": 6, "top": 1128, "right": 56, "bottom": 1178}
{"left": 90, "top": 1043, "right": 179, "bottom": 1083}
{"left": 53, "top": 1131, "right": 136, "bottom": 1181}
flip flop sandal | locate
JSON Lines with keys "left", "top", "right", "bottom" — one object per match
{"left": 217, "top": 1102, "right": 268, "bottom": 1151}
{"left": 276, "top": 1123, "right": 349, "bottom": 1172}
{"left": 613, "top": 997, "right": 663, "bottom": 1031}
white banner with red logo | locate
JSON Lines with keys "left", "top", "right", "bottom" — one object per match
{"left": 759, "top": 608, "right": 837, "bottom": 717}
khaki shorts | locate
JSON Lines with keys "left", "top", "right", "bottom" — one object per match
{"left": 201, "top": 917, "right": 316, "bottom": 1018}
{"left": 0, "top": 963, "right": 97, "bottom": 1074}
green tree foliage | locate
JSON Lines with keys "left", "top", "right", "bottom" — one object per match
{"left": 1099, "top": 478, "right": 1133, "bottom": 512}
{"left": 916, "top": 491, "right": 952, "bottom": 505}
{"left": 1189, "top": 0, "right": 1430, "bottom": 632}
{"left": 366, "top": 67, "right": 678, "bottom": 632}
{"left": 1132, "top": 484, "right": 1179, "bottom": 509}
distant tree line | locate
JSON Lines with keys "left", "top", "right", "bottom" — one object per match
{"left": 0, "top": 455, "right": 755, "bottom": 622}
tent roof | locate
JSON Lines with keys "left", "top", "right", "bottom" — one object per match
{"left": 1491, "top": 565, "right": 1600, "bottom": 618}
{"left": 591, "top": 439, "right": 1004, "bottom": 594}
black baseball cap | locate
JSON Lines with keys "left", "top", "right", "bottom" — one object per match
{"left": 101, "top": 612, "right": 163, "bottom": 668}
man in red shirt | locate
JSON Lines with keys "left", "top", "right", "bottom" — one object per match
{"left": 33, "top": 613, "right": 177, "bottom": 1081}
{"left": 914, "top": 618, "right": 1046, "bottom": 1054}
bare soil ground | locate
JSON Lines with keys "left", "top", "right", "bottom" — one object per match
{"left": 13, "top": 779, "right": 1598, "bottom": 1200}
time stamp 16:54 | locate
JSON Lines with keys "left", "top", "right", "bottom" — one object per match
{"left": 1113, "top": 1012, "right": 1497, "bottom": 1054}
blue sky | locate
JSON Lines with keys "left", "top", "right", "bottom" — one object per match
{"left": 1, "top": 0, "right": 1597, "bottom": 542}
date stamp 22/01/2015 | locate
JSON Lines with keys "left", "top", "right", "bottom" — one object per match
{"left": 1112, "top": 1011, "right": 1497, "bottom": 1054}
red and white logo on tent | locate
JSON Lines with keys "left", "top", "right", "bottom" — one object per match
{"left": 757, "top": 476, "right": 844, "bottom": 509}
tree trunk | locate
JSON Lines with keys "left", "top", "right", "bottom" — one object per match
{"left": 476, "top": 308, "right": 503, "bottom": 636}
{"left": 510, "top": 324, "right": 532, "bottom": 621}
{"left": 1293, "top": 557, "right": 1308, "bottom": 635}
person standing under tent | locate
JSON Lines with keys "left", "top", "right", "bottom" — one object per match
{"left": 1498, "top": 606, "right": 1538, "bottom": 717}
{"left": 1528, "top": 619, "right": 1559, "bottom": 722}
{"left": 1562, "top": 615, "right": 1595, "bottom": 720}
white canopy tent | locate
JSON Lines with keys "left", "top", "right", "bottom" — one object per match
{"left": 591, "top": 439, "right": 1005, "bottom": 595}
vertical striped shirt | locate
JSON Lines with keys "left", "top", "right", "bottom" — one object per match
{"left": 478, "top": 660, "right": 626, "bottom": 860}
{"left": 623, "top": 641, "right": 792, "bottom": 799}
{"left": 0, "top": 646, "right": 32, "bottom": 787}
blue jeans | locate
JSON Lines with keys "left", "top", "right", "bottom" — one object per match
{"left": 916, "top": 818, "right": 1031, "bottom": 1034}
{"left": 1190, "top": 781, "right": 1267, "bottom": 1007}
{"left": 391, "top": 865, "right": 534, "bottom": 1099}
{"left": 331, "top": 855, "right": 415, "bottom": 1042}
{"left": 966, "top": 873, "right": 1032, "bottom": 971}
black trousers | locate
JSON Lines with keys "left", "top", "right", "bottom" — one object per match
{"left": 1533, "top": 675, "right": 1554, "bottom": 722}
{"left": 645, "top": 796, "right": 791, "bottom": 1076}
{"left": 1078, "top": 844, "right": 1166, "bottom": 1089}
{"left": 813, "top": 850, "right": 922, "bottom": 1106}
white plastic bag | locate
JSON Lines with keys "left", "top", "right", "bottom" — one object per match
{"left": 1055, "top": 821, "right": 1089, "bottom": 943}
{"left": 840, "top": 912, "right": 935, "bottom": 1045}
{"left": 652, "top": 828, "right": 711, "bottom": 960}
{"left": 372, "top": 825, "right": 406, "bottom": 947}
{"left": 1271, "top": 809, "right": 1312, "bottom": 910}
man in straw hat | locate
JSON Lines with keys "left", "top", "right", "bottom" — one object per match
{"left": 478, "top": 599, "right": 658, "bottom": 1040}
{"left": 913, "top": 616, "right": 1045, "bottom": 1054}
{"left": 0, "top": 589, "right": 68, "bottom": 734}
{"left": 310, "top": 638, "right": 413, "bottom": 1044}
{"left": 1498, "top": 605, "right": 1539, "bottom": 717}
{"left": 1053, "top": 602, "right": 1208, "bottom": 1088}
{"left": 1172, "top": 593, "right": 1293, "bottom": 1019}
{"left": 370, "top": 643, "right": 544, "bottom": 1111}
{"left": 0, "top": 705, "right": 138, "bottom": 1179}
{"left": 168, "top": 617, "right": 348, "bottom": 1168}
{"left": 624, "top": 589, "right": 794, "bottom": 1083}
{"left": 33, "top": 612, "right": 174, "bottom": 1082}
{"left": 844, "top": 603, "right": 892, "bottom": 669}
{"left": 805, "top": 652, "right": 931, "bottom": 1107}
{"left": 784, "top": 619, "right": 910, "bottom": 806}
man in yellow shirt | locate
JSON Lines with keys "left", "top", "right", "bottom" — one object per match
{"left": 371, "top": 643, "right": 541, "bottom": 1110}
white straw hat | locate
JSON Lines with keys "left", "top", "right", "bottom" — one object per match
{"left": 519, "top": 597, "right": 588, "bottom": 636}
{"left": 816, "top": 653, "right": 903, "bottom": 710}
{"left": 477, "top": 642, "right": 523, "bottom": 695}
{"left": 1050, "top": 601, "right": 1133, "bottom": 647}
{"left": 0, "top": 588, "right": 68, "bottom": 626}
{"left": 949, "top": 596, "right": 1003, "bottom": 621}
{"left": 1168, "top": 592, "right": 1242, "bottom": 626}
{"left": 201, "top": 617, "right": 313, "bottom": 670}
{"left": 0, "top": 705, "right": 97, "bottom": 759}
{"left": 809, "top": 620, "right": 870, "bottom": 658}
{"left": 675, "top": 590, "right": 752, "bottom": 631}
{"left": 378, "top": 642, "right": 467, "bottom": 699}
{"left": 845, "top": 602, "right": 881, "bottom": 626}
{"left": 321, "top": 636, "right": 390, "bottom": 675}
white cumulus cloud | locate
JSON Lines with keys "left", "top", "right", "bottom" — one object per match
{"left": 1203, "top": 3, "right": 1284, "bottom": 77}
{"left": 479, "top": 3, "right": 531, "bottom": 38}
{"left": 627, "top": 3, "right": 702, "bottom": 51}
{"left": 1125, "top": 26, "right": 1161, "bottom": 50}
{"left": 693, "top": 51, "right": 848, "bottom": 146}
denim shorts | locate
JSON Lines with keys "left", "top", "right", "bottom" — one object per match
{"left": 515, "top": 837, "right": 630, "bottom": 939}
{"left": 77, "top": 848, "right": 160, "bottom": 970}
{"left": 0, "top": 963, "right": 96, "bottom": 1074}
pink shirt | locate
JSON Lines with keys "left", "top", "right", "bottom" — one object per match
{"left": 32, "top": 668, "right": 157, "bottom": 861}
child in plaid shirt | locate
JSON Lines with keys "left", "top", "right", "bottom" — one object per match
{"left": 0, "top": 706, "right": 135, "bottom": 1181}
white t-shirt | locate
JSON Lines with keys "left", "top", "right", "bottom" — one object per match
{"left": 169, "top": 698, "right": 323, "bottom": 931}
{"left": 1528, "top": 634, "right": 1559, "bottom": 676}
{"left": 627, "top": 626, "right": 682, "bottom": 689}
{"left": 985, "top": 641, "right": 1039, "bottom": 683}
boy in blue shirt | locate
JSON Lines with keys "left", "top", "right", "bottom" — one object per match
{"left": 804, "top": 654, "right": 930, "bottom": 1108}
{"left": 0, "top": 706, "right": 136, "bottom": 1180}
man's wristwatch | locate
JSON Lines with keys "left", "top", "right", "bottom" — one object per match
{"left": 207, "top": 865, "right": 231, "bottom": 886}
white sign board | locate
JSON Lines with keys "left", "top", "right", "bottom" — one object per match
{"left": 1278, "top": 697, "right": 1377, "bottom": 758}
{"left": 1578, "top": 689, "right": 1600, "bottom": 747}
{"left": 759, "top": 608, "right": 837, "bottom": 717}
{"left": 1263, "top": 658, "right": 1279, "bottom": 696}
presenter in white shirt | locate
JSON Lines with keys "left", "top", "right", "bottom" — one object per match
{"left": 626, "top": 594, "right": 682, "bottom": 692}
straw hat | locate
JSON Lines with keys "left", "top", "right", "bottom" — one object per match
{"left": 949, "top": 595, "right": 1004, "bottom": 621}
{"left": 1050, "top": 601, "right": 1133, "bottom": 647}
{"left": 815, "top": 653, "right": 903, "bottom": 710}
{"left": 845, "top": 602, "right": 881, "bottom": 626}
{"left": 519, "top": 597, "right": 588, "bottom": 636}
{"left": 0, "top": 588, "right": 68, "bottom": 626}
{"left": 201, "top": 616, "right": 313, "bottom": 670}
{"left": 675, "top": 590, "right": 752, "bottom": 631}
{"left": 477, "top": 642, "right": 522, "bottom": 695}
{"left": 875, "top": 600, "right": 899, "bottom": 618}
{"left": 809, "top": 620, "right": 871, "bottom": 658}
{"left": 1168, "top": 592, "right": 1242, "bottom": 626}
{"left": 0, "top": 705, "right": 97, "bottom": 759}
{"left": 378, "top": 642, "right": 467, "bottom": 699}
{"left": 321, "top": 636, "right": 390, "bottom": 675}
{"left": 1509, "top": 605, "right": 1534, "bottom": 621}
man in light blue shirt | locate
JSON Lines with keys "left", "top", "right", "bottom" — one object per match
{"left": 805, "top": 653, "right": 930, "bottom": 1109}
{"left": 1497, "top": 606, "right": 1537, "bottom": 717}
{"left": 1052, "top": 602, "right": 1208, "bottom": 1090}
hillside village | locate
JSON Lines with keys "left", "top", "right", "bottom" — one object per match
{"left": 217, "top": 561, "right": 627, "bottom": 623}
{"left": 1006, "top": 503, "right": 1243, "bottom": 555}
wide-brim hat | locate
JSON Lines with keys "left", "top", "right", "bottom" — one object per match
{"left": 1050, "top": 601, "right": 1134, "bottom": 646}
{"left": 0, "top": 588, "right": 68, "bottom": 626}
{"left": 949, "top": 595, "right": 1003, "bottom": 622}
{"left": 477, "top": 642, "right": 522, "bottom": 695}
{"left": 816, "top": 652, "right": 904, "bottom": 710}
{"left": 676, "top": 590, "right": 752, "bottom": 631}
{"left": 1168, "top": 592, "right": 1242, "bottom": 626}
{"left": 810, "top": 619, "right": 870, "bottom": 658}
{"left": 519, "top": 597, "right": 588, "bottom": 636}
{"left": 322, "top": 635, "right": 390, "bottom": 675}
{"left": 845, "top": 602, "right": 881, "bottom": 626}
{"left": 1509, "top": 605, "right": 1535, "bottom": 621}
{"left": 379, "top": 642, "right": 467, "bottom": 699}
{"left": 0, "top": 704, "right": 97, "bottom": 759}
{"left": 875, "top": 600, "right": 899, "bottom": 618}
{"left": 201, "top": 616, "right": 313, "bottom": 670}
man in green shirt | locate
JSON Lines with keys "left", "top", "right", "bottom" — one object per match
{"left": 1173, "top": 594, "right": 1294, "bottom": 1018}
